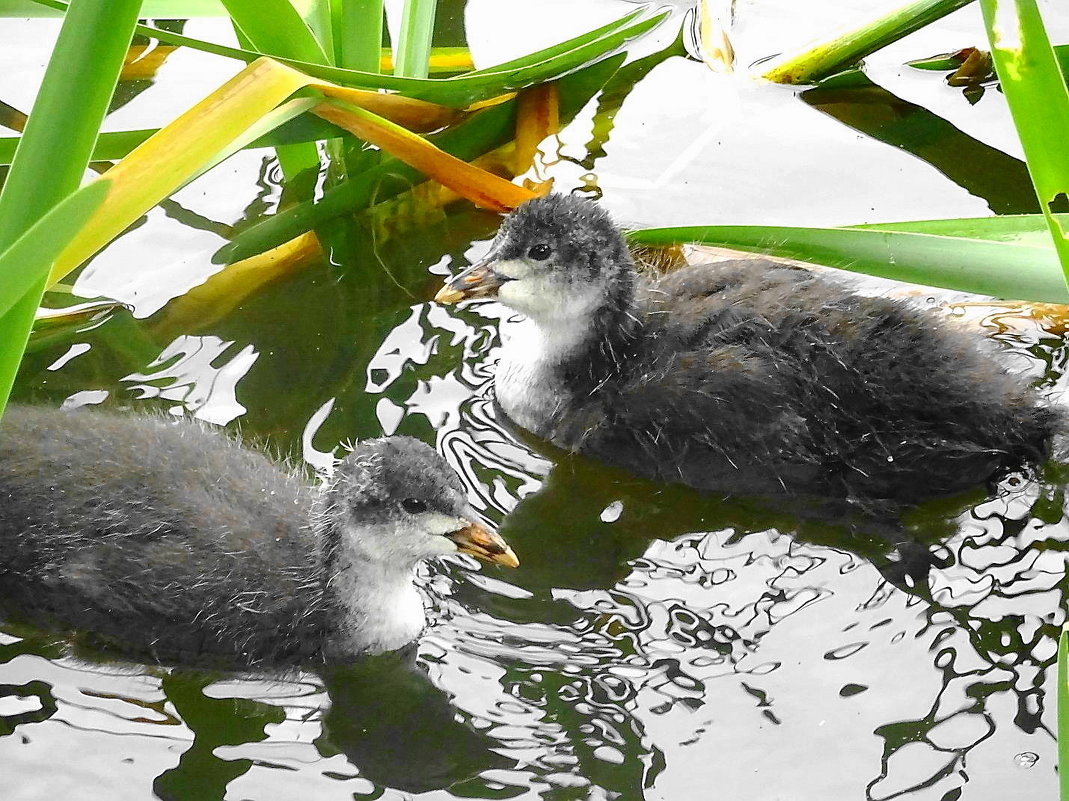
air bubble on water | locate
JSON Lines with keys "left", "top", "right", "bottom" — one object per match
{"left": 600, "top": 500, "right": 624, "bottom": 523}
{"left": 1014, "top": 752, "right": 1039, "bottom": 769}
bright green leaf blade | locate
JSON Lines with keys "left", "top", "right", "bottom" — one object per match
{"left": 0, "top": 0, "right": 225, "bottom": 14}
{"left": 338, "top": 0, "right": 383, "bottom": 72}
{"left": 0, "top": 130, "right": 152, "bottom": 167}
{"left": 28, "top": 1, "right": 664, "bottom": 108}
{"left": 219, "top": 0, "right": 329, "bottom": 63}
{"left": 395, "top": 0, "right": 437, "bottom": 79}
{"left": 762, "top": 0, "right": 975, "bottom": 84}
{"left": 0, "top": 4, "right": 139, "bottom": 245}
{"left": 459, "top": 9, "right": 651, "bottom": 79}
{"left": 980, "top": 0, "right": 1069, "bottom": 287}
{"left": 1059, "top": 626, "right": 1069, "bottom": 801}
{"left": 0, "top": 181, "right": 109, "bottom": 321}
{"left": 302, "top": 0, "right": 333, "bottom": 57}
{"left": 857, "top": 213, "right": 1069, "bottom": 245}
{"left": 628, "top": 224, "right": 1069, "bottom": 303}
{"left": 0, "top": 0, "right": 142, "bottom": 416}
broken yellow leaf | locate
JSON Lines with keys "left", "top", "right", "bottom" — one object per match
{"left": 313, "top": 99, "right": 539, "bottom": 212}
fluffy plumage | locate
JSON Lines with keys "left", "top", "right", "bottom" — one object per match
{"left": 437, "top": 194, "right": 1057, "bottom": 506}
{"left": 0, "top": 405, "right": 516, "bottom": 667}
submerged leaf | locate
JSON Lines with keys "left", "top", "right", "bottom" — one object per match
{"left": 514, "top": 82, "right": 560, "bottom": 179}
{"left": 154, "top": 231, "right": 321, "bottom": 337}
{"left": 121, "top": 43, "right": 177, "bottom": 80}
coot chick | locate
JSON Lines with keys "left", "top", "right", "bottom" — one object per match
{"left": 0, "top": 405, "right": 517, "bottom": 667}
{"left": 436, "top": 194, "right": 1057, "bottom": 506}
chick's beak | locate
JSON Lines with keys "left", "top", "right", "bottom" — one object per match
{"left": 447, "top": 520, "right": 519, "bottom": 568}
{"left": 434, "top": 258, "right": 507, "bottom": 304}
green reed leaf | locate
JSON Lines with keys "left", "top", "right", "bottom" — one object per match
{"left": 27, "top": 0, "right": 664, "bottom": 108}
{"left": 763, "top": 0, "right": 976, "bottom": 84}
{"left": 980, "top": 0, "right": 1069, "bottom": 289}
{"left": 1060, "top": 625, "right": 1069, "bottom": 801}
{"left": 628, "top": 223, "right": 1068, "bottom": 303}
{"left": 338, "top": 0, "right": 384, "bottom": 72}
{"left": 220, "top": 0, "right": 329, "bottom": 64}
{"left": 395, "top": 0, "right": 436, "bottom": 79}
{"left": 0, "top": 0, "right": 141, "bottom": 417}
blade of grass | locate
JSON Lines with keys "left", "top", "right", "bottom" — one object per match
{"left": 338, "top": 0, "right": 383, "bottom": 71}
{"left": 222, "top": 0, "right": 332, "bottom": 191}
{"left": 219, "top": 0, "right": 329, "bottom": 63}
{"left": 0, "top": 0, "right": 225, "bottom": 14}
{"left": 628, "top": 224, "right": 1069, "bottom": 303}
{"left": 762, "top": 0, "right": 976, "bottom": 84}
{"left": 395, "top": 0, "right": 437, "bottom": 79}
{"left": 0, "top": 0, "right": 142, "bottom": 417}
{"left": 859, "top": 213, "right": 1069, "bottom": 245}
{"left": 28, "top": 0, "right": 664, "bottom": 108}
{"left": 0, "top": 181, "right": 109, "bottom": 321}
{"left": 980, "top": 0, "right": 1069, "bottom": 289}
{"left": 1059, "top": 625, "right": 1068, "bottom": 801}
{"left": 302, "top": 0, "right": 334, "bottom": 58}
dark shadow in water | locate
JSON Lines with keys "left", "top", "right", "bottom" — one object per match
{"left": 802, "top": 77, "right": 1041, "bottom": 215}
{"left": 317, "top": 647, "right": 512, "bottom": 793}
{"left": 153, "top": 671, "right": 284, "bottom": 801}
{"left": 146, "top": 650, "right": 507, "bottom": 798}
{"left": 495, "top": 431, "right": 989, "bottom": 601}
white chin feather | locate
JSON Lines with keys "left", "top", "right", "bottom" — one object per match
{"left": 496, "top": 270, "right": 604, "bottom": 329}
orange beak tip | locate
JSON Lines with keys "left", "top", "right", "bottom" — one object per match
{"left": 449, "top": 523, "right": 519, "bottom": 568}
{"left": 434, "top": 285, "right": 465, "bottom": 304}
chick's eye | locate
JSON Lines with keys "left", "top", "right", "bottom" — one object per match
{"left": 528, "top": 243, "right": 552, "bottom": 261}
{"left": 400, "top": 498, "right": 428, "bottom": 514}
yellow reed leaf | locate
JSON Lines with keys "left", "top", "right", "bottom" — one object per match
{"left": 313, "top": 99, "right": 539, "bottom": 213}
{"left": 315, "top": 82, "right": 458, "bottom": 132}
{"left": 514, "top": 83, "right": 559, "bottom": 175}
{"left": 154, "top": 231, "right": 321, "bottom": 336}
{"left": 121, "top": 44, "right": 178, "bottom": 80}
{"left": 48, "top": 57, "right": 474, "bottom": 283}
{"left": 51, "top": 58, "right": 311, "bottom": 282}
{"left": 381, "top": 47, "right": 474, "bottom": 73}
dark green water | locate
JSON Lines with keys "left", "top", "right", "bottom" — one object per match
{"left": 2, "top": 3, "right": 1068, "bottom": 799}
